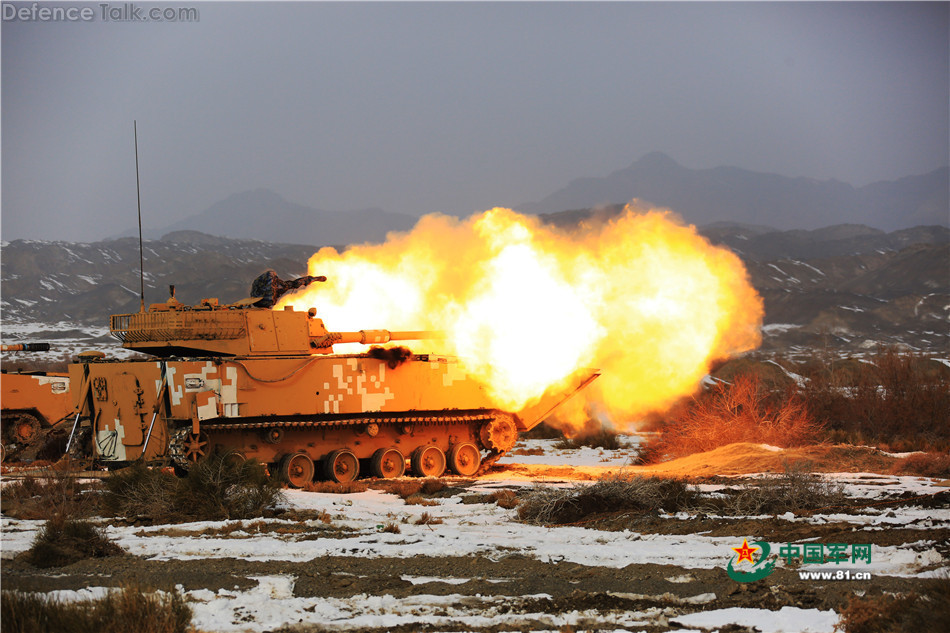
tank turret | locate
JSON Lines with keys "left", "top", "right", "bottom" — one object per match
{"left": 110, "top": 284, "right": 438, "bottom": 357}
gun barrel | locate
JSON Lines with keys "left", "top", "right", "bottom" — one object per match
{"left": 1, "top": 343, "right": 51, "bottom": 352}
{"left": 331, "top": 330, "right": 441, "bottom": 345}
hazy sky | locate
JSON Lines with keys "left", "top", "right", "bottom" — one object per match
{"left": 2, "top": 1, "right": 948, "bottom": 242}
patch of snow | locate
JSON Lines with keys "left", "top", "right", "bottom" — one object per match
{"left": 672, "top": 606, "right": 839, "bottom": 633}
{"left": 762, "top": 323, "right": 801, "bottom": 335}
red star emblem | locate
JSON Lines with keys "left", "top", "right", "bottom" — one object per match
{"left": 732, "top": 539, "right": 759, "bottom": 565}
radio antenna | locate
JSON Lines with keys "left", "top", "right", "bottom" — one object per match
{"left": 134, "top": 120, "right": 145, "bottom": 313}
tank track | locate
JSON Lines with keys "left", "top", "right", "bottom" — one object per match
{"left": 197, "top": 411, "right": 494, "bottom": 431}
{"left": 177, "top": 411, "right": 513, "bottom": 476}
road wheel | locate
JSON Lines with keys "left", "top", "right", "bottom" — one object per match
{"left": 324, "top": 449, "right": 359, "bottom": 483}
{"left": 370, "top": 448, "right": 405, "bottom": 479}
{"left": 448, "top": 442, "right": 481, "bottom": 476}
{"left": 410, "top": 445, "right": 446, "bottom": 478}
{"left": 280, "top": 451, "right": 315, "bottom": 488}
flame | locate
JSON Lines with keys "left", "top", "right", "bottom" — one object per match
{"left": 277, "top": 205, "right": 763, "bottom": 429}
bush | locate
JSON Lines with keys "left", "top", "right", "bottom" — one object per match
{"left": 836, "top": 575, "right": 949, "bottom": 633}
{"left": 715, "top": 465, "right": 847, "bottom": 516}
{"left": 177, "top": 452, "right": 283, "bottom": 521}
{"left": 517, "top": 475, "right": 698, "bottom": 525}
{"left": 24, "top": 517, "right": 124, "bottom": 568}
{"left": 103, "top": 452, "right": 284, "bottom": 523}
{"left": 800, "top": 349, "right": 950, "bottom": 450}
{"left": 101, "top": 461, "right": 178, "bottom": 521}
{"left": 0, "top": 468, "right": 101, "bottom": 521}
{"left": 1, "top": 585, "right": 192, "bottom": 633}
{"left": 646, "top": 374, "right": 822, "bottom": 460}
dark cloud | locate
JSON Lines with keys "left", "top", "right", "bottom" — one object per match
{"left": 2, "top": 2, "right": 947, "bottom": 241}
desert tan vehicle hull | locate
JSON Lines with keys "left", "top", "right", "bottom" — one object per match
{"left": 69, "top": 353, "right": 596, "bottom": 485}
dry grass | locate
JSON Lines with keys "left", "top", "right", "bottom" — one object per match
{"left": 1, "top": 585, "right": 192, "bottom": 633}
{"left": 836, "top": 575, "right": 950, "bottom": 633}
{"left": 0, "top": 467, "right": 102, "bottom": 521}
{"left": 555, "top": 426, "right": 626, "bottom": 450}
{"left": 517, "top": 475, "right": 698, "bottom": 525}
{"left": 890, "top": 452, "right": 950, "bottom": 478}
{"left": 368, "top": 478, "right": 448, "bottom": 500}
{"left": 511, "top": 447, "right": 545, "bottom": 456}
{"left": 461, "top": 488, "right": 521, "bottom": 508}
{"left": 414, "top": 512, "right": 444, "bottom": 525}
{"left": 304, "top": 480, "right": 368, "bottom": 494}
{"left": 380, "top": 521, "right": 401, "bottom": 534}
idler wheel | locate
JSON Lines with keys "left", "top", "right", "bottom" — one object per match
{"left": 324, "top": 449, "right": 359, "bottom": 483}
{"left": 479, "top": 414, "right": 517, "bottom": 453}
{"left": 410, "top": 445, "right": 446, "bottom": 478}
{"left": 370, "top": 448, "right": 405, "bottom": 479}
{"left": 280, "top": 451, "right": 315, "bottom": 488}
{"left": 448, "top": 442, "right": 482, "bottom": 477}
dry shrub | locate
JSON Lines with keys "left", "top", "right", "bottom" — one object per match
{"left": 24, "top": 517, "right": 124, "bottom": 568}
{"left": 555, "top": 426, "right": 626, "bottom": 450}
{"left": 511, "top": 447, "right": 545, "bottom": 456}
{"left": 646, "top": 374, "right": 821, "bottom": 460}
{"left": 836, "top": 575, "right": 950, "bottom": 633}
{"left": 715, "top": 465, "right": 847, "bottom": 516}
{"left": 103, "top": 453, "right": 284, "bottom": 523}
{"left": 460, "top": 488, "right": 520, "bottom": 508}
{"left": 517, "top": 475, "right": 698, "bottom": 525}
{"left": 801, "top": 349, "right": 950, "bottom": 450}
{"left": 403, "top": 494, "right": 438, "bottom": 506}
{"left": 0, "top": 468, "right": 101, "bottom": 520}
{"left": 414, "top": 511, "right": 443, "bottom": 525}
{"left": 1, "top": 585, "right": 192, "bottom": 633}
{"left": 491, "top": 489, "right": 520, "bottom": 509}
{"left": 520, "top": 422, "right": 566, "bottom": 440}
{"left": 369, "top": 478, "right": 447, "bottom": 500}
{"left": 381, "top": 521, "right": 401, "bottom": 534}
{"left": 304, "top": 480, "right": 368, "bottom": 494}
{"left": 890, "top": 452, "right": 950, "bottom": 478}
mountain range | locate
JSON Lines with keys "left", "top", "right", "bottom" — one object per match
{"left": 522, "top": 152, "right": 948, "bottom": 231}
{"left": 123, "top": 153, "right": 948, "bottom": 245}
{"left": 3, "top": 219, "right": 947, "bottom": 357}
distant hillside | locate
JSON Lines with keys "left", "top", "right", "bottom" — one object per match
{"left": 1, "top": 234, "right": 316, "bottom": 325}
{"left": 2, "top": 220, "right": 947, "bottom": 355}
{"left": 126, "top": 188, "right": 419, "bottom": 246}
{"left": 523, "top": 152, "right": 949, "bottom": 231}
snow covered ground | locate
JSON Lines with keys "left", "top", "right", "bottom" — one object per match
{"left": 2, "top": 437, "right": 948, "bottom": 633}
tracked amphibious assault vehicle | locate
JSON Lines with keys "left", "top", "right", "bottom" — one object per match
{"left": 66, "top": 274, "right": 598, "bottom": 486}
